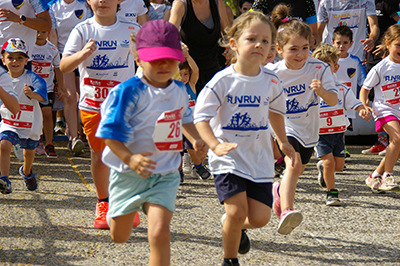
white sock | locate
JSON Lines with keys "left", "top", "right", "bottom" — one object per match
{"left": 372, "top": 170, "right": 382, "bottom": 178}
{"left": 56, "top": 117, "right": 64, "bottom": 122}
{"left": 383, "top": 172, "right": 393, "bottom": 178}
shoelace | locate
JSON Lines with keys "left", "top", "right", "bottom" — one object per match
{"left": 96, "top": 203, "right": 107, "bottom": 219}
{"left": 25, "top": 177, "right": 36, "bottom": 187}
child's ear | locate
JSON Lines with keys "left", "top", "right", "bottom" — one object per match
{"left": 334, "top": 63, "right": 340, "bottom": 73}
{"left": 349, "top": 40, "right": 354, "bottom": 48}
{"left": 229, "top": 39, "right": 238, "bottom": 52}
{"left": 276, "top": 43, "right": 283, "bottom": 56}
{"left": 136, "top": 57, "right": 142, "bottom": 66}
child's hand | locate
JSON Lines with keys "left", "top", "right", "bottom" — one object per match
{"left": 279, "top": 141, "right": 296, "bottom": 168}
{"left": 212, "top": 142, "right": 238, "bottom": 156}
{"left": 359, "top": 106, "right": 373, "bottom": 121}
{"left": 192, "top": 139, "right": 208, "bottom": 159}
{"left": 310, "top": 79, "right": 323, "bottom": 94}
{"left": 23, "top": 84, "right": 33, "bottom": 99}
{"left": 128, "top": 152, "right": 157, "bottom": 178}
{"left": 81, "top": 39, "right": 97, "bottom": 60}
{"left": 181, "top": 42, "right": 189, "bottom": 58}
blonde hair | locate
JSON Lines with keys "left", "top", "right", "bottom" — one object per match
{"left": 311, "top": 43, "right": 340, "bottom": 65}
{"left": 130, "top": 33, "right": 139, "bottom": 58}
{"left": 382, "top": 24, "right": 400, "bottom": 58}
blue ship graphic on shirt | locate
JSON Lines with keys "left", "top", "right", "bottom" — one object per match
{"left": 286, "top": 92, "right": 319, "bottom": 114}
{"left": 87, "top": 54, "right": 129, "bottom": 70}
{"left": 222, "top": 112, "right": 268, "bottom": 131}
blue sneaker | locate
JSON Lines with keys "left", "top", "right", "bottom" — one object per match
{"left": 0, "top": 175, "right": 12, "bottom": 194}
{"left": 19, "top": 165, "right": 38, "bottom": 191}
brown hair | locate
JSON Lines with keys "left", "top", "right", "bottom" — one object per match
{"left": 276, "top": 20, "right": 312, "bottom": 48}
{"left": 271, "top": 4, "right": 291, "bottom": 29}
{"left": 311, "top": 43, "right": 340, "bottom": 65}
{"left": 382, "top": 24, "right": 400, "bottom": 58}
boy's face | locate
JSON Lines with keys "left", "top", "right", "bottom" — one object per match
{"left": 36, "top": 31, "right": 49, "bottom": 45}
{"left": 138, "top": 58, "right": 179, "bottom": 88}
{"left": 179, "top": 68, "right": 190, "bottom": 84}
{"left": 87, "top": 0, "right": 122, "bottom": 19}
{"left": 240, "top": 2, "right": 252, "bottom": 14}
{"left": 2, "top": 51, "right": 28, "bottom": 76}
{"left": 332, "top": 35, "right": 353, "bottom": 58}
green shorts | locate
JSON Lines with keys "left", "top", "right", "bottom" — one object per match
{"left": 108, "top": 169, "right": 180, "bottom": 219}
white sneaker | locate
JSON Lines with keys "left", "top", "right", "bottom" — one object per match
{"left": 13, "top": 144, "right": 24, "bottom": 162}
{"left": 378, "top": 149, "right": 386, "bottom": 156}
{"left": 182, "top": 153, "right": 192, "bottom": 174}
{"left": 379, "top": 174, "right": 400, "bottom": 192}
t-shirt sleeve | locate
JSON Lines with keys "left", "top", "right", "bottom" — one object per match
{"left": 52, "top": 47, "right": 61, "bottom": 68}
{"left": 317, "top": 0, "right": 328, "bottom": 23}
{"left": 31, "top": 73, "right": 48, "bottom": 101}
{"left": 321, "top": 66, "right": 338, "bottom": 94}
{"left": 193, "top": 82, "right": 224, "bottom": 125}
{"left": 305, "top": 0, "right": 317, "bottom": 24}
{"left": 138, "top": 0, "right": 148, "bottom": 16}
{"left": 31, "top": 0, "right": 49, "bottom": 14}
{"left": 343, "top": 85, "right": 363, "bottom": 111}
{"left": 48, "top": 4, "right": 56, "bottom": 29}
{"left": 363, "top": 68, "right": 380, "bottom": 90}
{"left": 62, "top": 26, "right": 84, "bottom": 55}
{"left": 365, "top": 0, "right": 377, "bottom": 17}
{"left": 269, "top": 76, "right": 286, "bottom": 115}
{"left": 384, "top": 0, "right": 400, "bottom": 18}
{"left": 0, "top": 71, "right": 18, "bottom": 107}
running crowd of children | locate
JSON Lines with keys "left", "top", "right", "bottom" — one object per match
{"left": 0, "top": 0, "right": 400, "bottom": 265}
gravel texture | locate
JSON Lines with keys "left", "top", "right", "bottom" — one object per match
{"left": 0, "top": 143, "right": 399, "bottom": 265}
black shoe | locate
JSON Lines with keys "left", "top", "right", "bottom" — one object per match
{"left": 326, "top": 189, "right": 341, "bottom": 206}
{"left": 193, "top": 164, "right": 211, "bottom": 180}
{"left": 180, "top": 171, "right": 184, "bottom": 183}
{"left": 238, "top": 229, "right": 250, "bottom": 254}
{"left": 221, "top": 259, "right": 240, "bottom": 266}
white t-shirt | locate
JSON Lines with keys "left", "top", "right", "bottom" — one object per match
{"left": 0, "top": 0, "right": 49, "bottom": 59}
{"left": 150, "top": 2, "right": 171, "bottom": 20}
{"left": 0, "top": 70, "right": 48, "bottom": 140}
{"left": 31, "top": 40, "right": 60, "bottom": 93}
{"left": 117, "top": 0, "right": 148, "bottom": 22}
{"left": 48, "top": 0, "right": 93, "bottom": 53}
{"left": 319, "top": 81, "right": 362, "bottom": 134}
{"left": 194, "top": 65, "right": 286, "bottom": 183}
{"left": 96, "top": 72, "right": 193, "bottom": 174}
{"left": 0, "top": 69, "right": 18, "bottom": 106}
{"left": 363, "top": 56, "right": 400, "bottom": 121}
{"left": 336, "top": 54, "right": 366, "bottom": 118}
{"left": 63, "top": 16, "right": 140, "bottom": 112}
{"left": 267, "top": 57, "right": 338, "bottom": 148}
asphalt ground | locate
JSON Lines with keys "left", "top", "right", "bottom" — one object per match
{"left": 0, "top": 142, "right": 399, "bottom": 266}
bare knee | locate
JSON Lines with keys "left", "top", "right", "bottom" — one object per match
{"left": 248, "top": 213, "right": 270, "bottom": 228}
{"left": 148, "top": 222, "right": 170, "bottom": 246}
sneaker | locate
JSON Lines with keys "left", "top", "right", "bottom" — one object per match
{"left": 379, "top": 174, "right": 400, "bottom": 192}
{"left": 94, "top": 201, "right": 110, "bottom": 229}
{"left": 180, "top": 171, "right": 184, "bottom": 183}
{"left": 19, "top": 165, "right": 38, "bottom": 191}
{"left": 0, "top": 176, "right": 12, "bottom": 194}
{"left": 277, "top": 209, "right": 303, "bottom": 235}
{"left": 361, "top": 142, "right": 386, "bottom": 155}
{"left": 345, "top": 146, "right": 351, "bottom": 158}
{"left": 45, "top": 144, "right": 58, "bottom": 159}
{"left": 35, "top": 142, "right": 45, "bottom": 155}
{"left": 272, "top": 182, "right": 281, "bottom": 217}
{"left": 238, "top": 229, "right": 251, "bottom": 254}
{"left": 68, "top": 137, "right": 84, "bottom": 155}
{"left": 220, "top": 213, "right": 226, "bottom": 227}
{"left": 317, "top": 160, "right": 326, "bottom": 188}
{"left": 193, "top": 164, "right": 211, "bottom": 180}
{"left": 54, "top": 121, "right": 66, "bottom": 135}
{"left": 133, "top": 212, "right": 140, "bottom": 227}
{"left": 274, "top": 157, "right": 285, "bottom": 177}
{"left": 13, "top": 144, "right": 24, "bottom": 162}
{"left": 365, "top": 174, "right": 384, "bottom": 194}
{"left": 182, "top": 153, "right": 192, "bottom": 174}
{"left": 378, "top": 149, "right": 386, "bottom": 156}
{"left": 221, "top": 259, "right": 240, "bottom": 266}
{"left": 326, "top": 189, "right": 341, "bottom": 206}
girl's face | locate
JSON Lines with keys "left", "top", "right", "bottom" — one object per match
{"left": 87, "top": 0, "right": 122, "bottom": 25}
{"left": 277, "top": 35, "right": 310, "bottom": 70}
{"left": 262, "top": 44, "right": 277, "bottom": 65}
{"left": 230, "top": 20, "right": 272, "bottom": 74}
{"left": 138, "top": 58, "right": 179, "bottom": 88}
{"left": 386, "top": 37, "right": 400, "bottom": 64}
{"left": 179, "top": 68, "right": 190, "bottom": 84}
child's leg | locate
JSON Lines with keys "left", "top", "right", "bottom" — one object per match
{"left": 320, "top": 153, "right": 344, "bottom": 190}
{"left": 244, "top": 197, "right": 271, "bottom": 229}
{"left": 41, "top": 106, "right": 54, "bottom": 147}
{"left": 381, "top": 120, "right": 400, "bottom": 173}
{"left": 222, "top": 191, "right": 247, "bottom": 259}
{"left": 0, "top": 140, "right": 13, "bottom": 176}
{"left": 22, "top": 148, "right": 36, "bottom": 175}
{"left": 109, "top": 211, "right": 138, "bottom": 243}
{"left": 91, "top": 150, "right": 110, "bottom": 199}
{"left": 145, "top": 203, "right": 173, "bottom": 266}
{"left": 63, "top": 72, "right": 80, "bottom": 143}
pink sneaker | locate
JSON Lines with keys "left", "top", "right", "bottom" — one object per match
{"left": 277, "top": 209, "right": 303, "bottom": 235}
{"left": 35, "top": 142, "right": 45, "bottom": 155}
{"left": 273, "top": 182, "right": 281, "bottom": 217}
{"left": 133, "top": 212, "right": 140, "bottom": 227}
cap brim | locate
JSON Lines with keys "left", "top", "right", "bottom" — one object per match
{"left": 138, "top": 47, "right": 185, "bottom": 63}
{"left": 2, "top": 49, "right": 29, "bottom": 58}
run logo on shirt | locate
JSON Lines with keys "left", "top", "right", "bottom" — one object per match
{"left": 284, "top": 84, "right": 306, "bottom": 97}
{"left": 227, "top": 94, "right": 261, "bottom": 107}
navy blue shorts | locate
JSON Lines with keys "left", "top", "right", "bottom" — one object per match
{"left": 39, "top": 92, "right": 54, "bottom": 108}
{"left": 0, "top": 131, "right": 39, "bottom": 150}
{"left": 315, "top": 133, "right": 345, "bottom": 158}
{"left": 213, "top": 173, "right": 273, "bottom": 208}
{"left": 279, "top": 137, "right": 314, "bottom": 164}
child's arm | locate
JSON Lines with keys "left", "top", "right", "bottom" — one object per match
{"left": 59, "top": 39, "right": 97, "bottom": 73}
{"left": 269, "top": 112, "right": 297, "bottom": 166}
{"left": 354, "top": 105, "right": 372, "bottom": 121}
{"left": 49, "top": 29, "right": 58, "bottom": 49}
{"left": 195, "top": 121, "right": 237, "bottom": 156}
{"left": 24, "top": 84, "right": 46, "bottom": 102}
{"left": 103, "top": 139, "right": 156, "bottom": 178}
{"left": 359, "top": 86, "right": 374, "bottom": 117}
{"left": 0, "top": 86, "right": 19, "bottom": 114}
{"left": 310, "top": 79, "right": 338, "bottom": 106}
{"left": 182, "top": 44, "right": 199, "bottom": 92}
{"left": 182, "top": 122, "right": 208, "bottom": 158}
{"left": 54, "top": 67, "right": 65, "bottom": 101}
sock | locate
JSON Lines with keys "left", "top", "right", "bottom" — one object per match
{"left": 378, "top": 132, "right": 389, "bottom": 146}
{"left": 371, "top": 170, "right": 382, "bottom": 178}
{"left": 194, "top": 162, "right": 202, "bottom": 169}
{"left": 97, "top": 197, "right": 109, "bottom": 203}
{"left": 56, "top": 117, "right": 64, "bottom": 122}
{"left": 383, "top": 172, "right": 393, "bottom": 178}
{"left": 179, "top": 170, "right": 183, "bottom": 174}
{"left": 276, "top": 157, "right": 284, "bottom": 164}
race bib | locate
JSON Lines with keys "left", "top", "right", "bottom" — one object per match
{"left": 32, "top": 61, "right": 51, "bottom": 79}
{"left": 188, "top": 100, "right": 195, "bottom": 108}
{"left": 382, "top": 81, "right": 400, "bottom": 105}
{"left": 153, "top": 107, "right": 183, "bottom": 152}
{"left": 1, "top": 104, "right": 34, "bottom": 129}
{"left": 319, "top": 109, "right": 347, "bottom": 134}
{"left": 83, "top": 78, "right": 120, "bottom": 108}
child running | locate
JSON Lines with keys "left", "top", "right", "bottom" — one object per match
{"left": 194, "top": 11, "right": 296, "bottom": 266}
{"left": 59, "top": 0, "right": 141, "bottom": 229}
{"left": 312, "top": 43, "right": 370, "bottom": 206}
{"left": 361, "top": 24, "right": 400, "bottom": 193}
{"left": 96, "top": 20, "right": 207, "bottom": 266}
{"left": 267, "top": 14, "right": 338, "bottom": 234}
{"left": 0, "top": 38, "right": 48, "bottom": 193}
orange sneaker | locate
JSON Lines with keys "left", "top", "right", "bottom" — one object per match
{"left": 94, "top": 201, "right": 110, "bottom": 229}
{"left": 133, "top": 212, "right": 140, "bottom": 227}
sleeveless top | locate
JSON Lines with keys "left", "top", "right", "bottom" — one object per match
{"left": 180, "top": 0, "right": 221, "bottom": 74}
